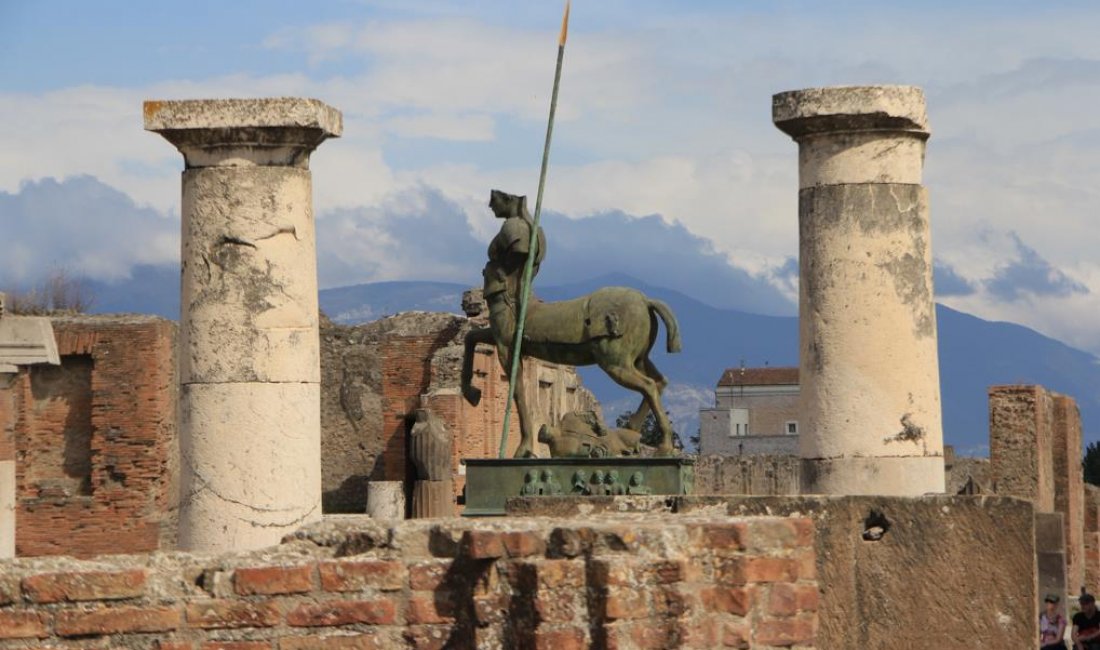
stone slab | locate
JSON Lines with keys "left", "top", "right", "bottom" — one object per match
{"left": 144, "top": 98, "right": 342, "bottom": 135}
{"left": 773, "top": 85, "right": 928, "bottom": 137}
{"left": 464, "top": 457, "right": 694, "bottom": 516}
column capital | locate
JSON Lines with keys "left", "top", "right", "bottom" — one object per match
{"left": 772, "top": 85, "right": 928, "bottom": 140}
{"left": 144, "top": 98, "right": 342, "bottom": 168}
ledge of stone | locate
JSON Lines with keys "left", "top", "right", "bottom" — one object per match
{"left": 143, "top": 98, "right": 342, "bottom": 137}
{"left": 773, "top": 85, "right": 928, "bottom": 138}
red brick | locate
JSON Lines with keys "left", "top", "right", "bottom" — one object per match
{"left": 535, "top": 559, "right": 585, "bottom": 590}
{"left": 754, "top": 616, "right": 816, "bottom": 646}
{"left": 22, "top": 568, "right": 147, "bottom": 602}
{"left": 742, "top": 557, "right": 799, "bottom": 583}
{"left": 462, "top": 530, "right": 505, "bottom": 559}
{"left": 630, "top": 621, "right": 675, "bottom": 649}
{"left": 535, "top": 626, "right": 587, "bottom": 650}
{"left": 409, "top": 560, "right": 451, "bottom": 591}
{"left": 408, "top": 592, "right": 456, "bottom": 624}
{"left": 319, "top": 559, "right": 405, "bottom": 592}
{"left": 605, "top": 586, "right": 647, "bottom": 620}
{"left": 201, "top": 643, "right": 272, "bottom": 650}
{"left": 536, "top": 593, "right": 579, "bottom": 623}
{"left": 767, "top": 583, "right": 798, "bottom": 616}
{"left": 279, "top": 633, "right": 390, "bottom": 650}
{"left": 795, "top": 549, "right": 817, "bottom": 580}
{"left": 791, "top": 584, "right": 819, "bottom": 612}
{"left": 722, "top": 622, "right": 751, "bottom": 648}
{"left": 234, "top": 564, "right": 314, "bottom": 596}
{"left": 692, "top": 523, "right": 747, "bottom": 552}
{"left": 0, "top": 611, "right": 49, "bottom": 639}
{"left": 55, "top": 605, "right": 181, "bottom": 636}
{"left": 699, "top": 586, "right": 752, "bottom": 615}
{"left": 286, "top": 599, "right": 398, "bottom": 627}
{"left": 501, "top": 531, "right": 546, "bottom": 557}
{"left": 185, "top": 600, "right": 281, "bottom": 629}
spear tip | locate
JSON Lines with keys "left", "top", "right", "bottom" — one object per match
{"left": 559, "top": 0, "right": 571, "bottom": 47}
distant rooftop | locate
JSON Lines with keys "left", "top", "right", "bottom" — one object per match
{"left": 717, "top": 366, "right": 799, "bottom": 387}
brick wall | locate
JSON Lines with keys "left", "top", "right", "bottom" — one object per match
{"left": 0, "top": 514, "right": 818, "bottom": 649}
{"left": 9, "top": 316, "right": 177, "bottom": 557}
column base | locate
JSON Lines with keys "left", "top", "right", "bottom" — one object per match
{"left": 801, "top": 456, "right": 945, "bottom": 496}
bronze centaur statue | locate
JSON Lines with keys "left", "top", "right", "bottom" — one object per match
{"left": 460, "top": 190, "right": 682, "bottom": 457}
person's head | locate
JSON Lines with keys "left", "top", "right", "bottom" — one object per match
{"left": 1082, "top": 593, "right": 1096, "bottom": 614}
{"left": 1044, "top": 594, "right": 1060, "bottom": 614}
{"left": 488, "top": 190, "right": 528, "bottom": 219}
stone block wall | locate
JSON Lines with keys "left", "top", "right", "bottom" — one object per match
{"left": 3, "top": 316, "right": 177, "bottom": 557}
{"left": 1085, "top": 485, "right": 1100, "bottom": 593}
{"left": 1053, "top": 395, "right": 1085, "bottom": 595}
{"left": 692, "top": 455, "right": 801, "bottom": 495}
{"left": 989, "top": 385, "right": 1056, "bottom": 510}
{"left": 0, "top": 514, "right": 817, "bottom": 649}
{"left": 989, "top": 385, "right": 1086, "bottom": 597}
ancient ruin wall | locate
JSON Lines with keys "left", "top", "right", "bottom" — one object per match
{"left": 692, "top": 455, "right": 801, "bottom": 495}
{"left": 6, "top": 316, "right": 177, "bottom": 557}
{"left": 0, "top": 514, "right": 817, "bottom": 649}
{"left": 320, "top": 311, "right": 598, "bottom": 514}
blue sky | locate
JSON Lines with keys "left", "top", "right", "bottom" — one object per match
{"left": 3, "top": 0, "right": 1100, "bottom": 361}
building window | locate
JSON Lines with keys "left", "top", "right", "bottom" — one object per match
{"left": 730, "top": 408, "right": 748, "bottom": 437}
{"left": 786, "top": 421, "right": 798, "bottom": 435}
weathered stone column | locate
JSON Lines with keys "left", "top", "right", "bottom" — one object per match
{"left": 145, "top": 99, "right": 341, "bottom": 551}
{"left": 773, "top": 86, "right": 945, "bottom": 495}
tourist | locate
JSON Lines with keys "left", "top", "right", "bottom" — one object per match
{"left": 1040, "top": 594, "right": 1066, "bottom": 649}
{"left": 1072, "top": 593, "right": 1100, "bottom": 650}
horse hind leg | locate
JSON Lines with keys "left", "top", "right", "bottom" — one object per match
{"left": 602, "top": 363, "right": 675, "bottom": 456}
{"left": 624, "top": 355, "right": 668, "bottom": 431}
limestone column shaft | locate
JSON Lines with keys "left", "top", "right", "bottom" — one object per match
{"left": 773, "top": 86, "right": 945, "bottom": 496}
{"left": 145, "top": 98, "right": 341, "bottom": 551}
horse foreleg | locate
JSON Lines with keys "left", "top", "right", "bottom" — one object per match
{"left": 514, "top": 360, "right": 539, "bottom": 458}
{"left": 461, "top": 327, "right": 496, "bottom": 406}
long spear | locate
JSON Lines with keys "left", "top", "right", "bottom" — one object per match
{"left": 499, "top": 0, "right": 570, "bottom": 458}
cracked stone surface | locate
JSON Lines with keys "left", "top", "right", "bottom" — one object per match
{"left": 774, "top": 86, "right": 944, "bottom": 496}
{"left": 149, "top": 97, "right": 340, "bottom": 551}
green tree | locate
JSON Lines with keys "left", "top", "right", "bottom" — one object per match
{"left": 1083, "top": 441, "right": 1100, "bottom": 486}
{"left": 616, "top": 410, "right": 684, "bottom": 450}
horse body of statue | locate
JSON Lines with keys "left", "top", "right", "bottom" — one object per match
{"left": 461, "top": 190, "right": 682, "bottom": 457}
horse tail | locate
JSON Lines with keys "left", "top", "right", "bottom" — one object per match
{"left": 647, "top": 298, "right": 682, "bottom": 353}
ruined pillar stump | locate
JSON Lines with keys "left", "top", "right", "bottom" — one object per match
{"left": 145, "top": 99, "right": 341, "bottom": 551}
{"left": 773, "top": 86, "right": 945, "bottom": 495}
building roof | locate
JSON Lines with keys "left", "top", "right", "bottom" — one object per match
{"left": 717, "top": 366, "right": 799, "bottom": 387}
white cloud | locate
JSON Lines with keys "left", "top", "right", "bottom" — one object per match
{"left": 4, "top": 4, "right": 1100, "bottom": 357}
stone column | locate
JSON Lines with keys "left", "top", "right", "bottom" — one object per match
{"left": 145, "top": 99, "right": 341, "bottom": 551}
{"left": 773, "top": 86, "right": 945, "bottom": 495}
